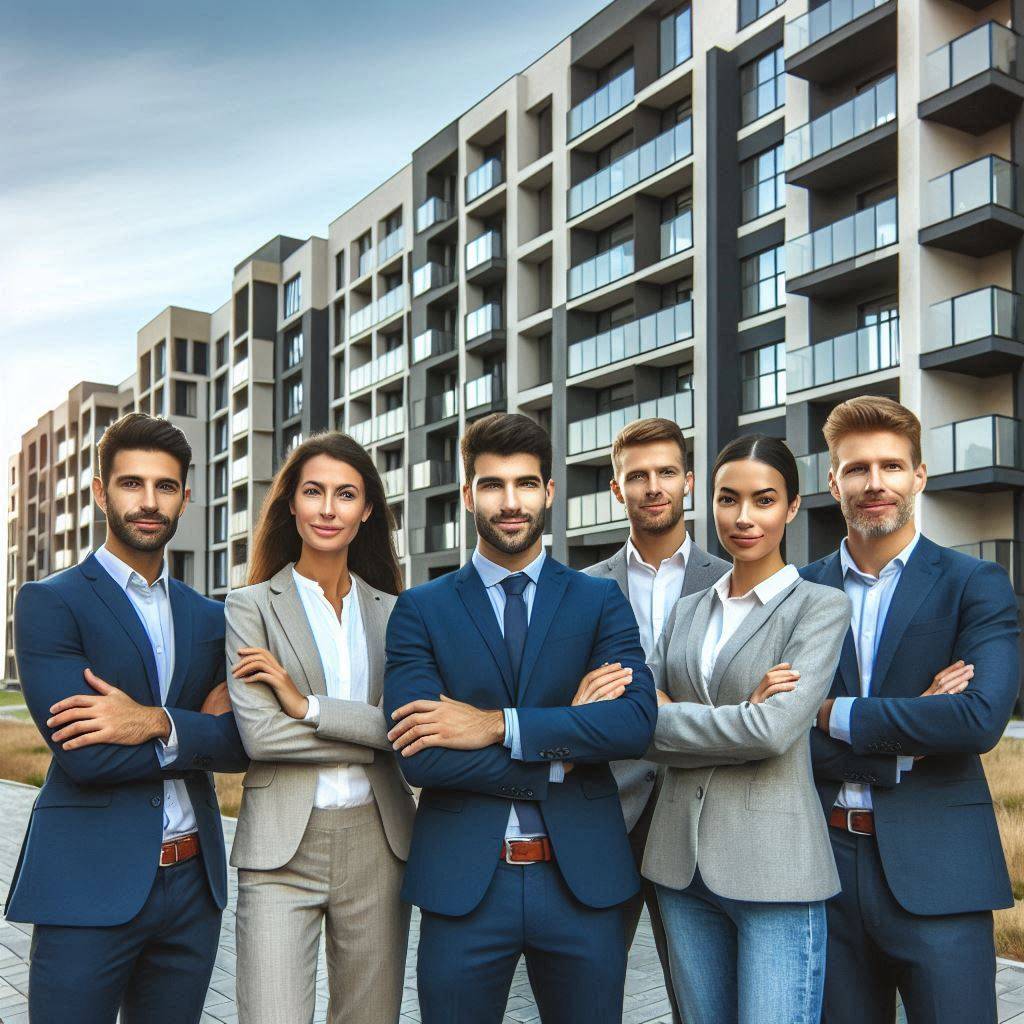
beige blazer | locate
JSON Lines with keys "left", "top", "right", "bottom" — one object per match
{"left": 225, "top": 563, "right": 415, "bottom": 871}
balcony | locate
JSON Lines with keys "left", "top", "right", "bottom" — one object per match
{"left": 349, "top": 347, "right": 406, "bottom": 393}
{"left": 79, "top": 466, "right": 93, "bottom": 490}
{"left": 357, "top": 249, "right": 374, "bottom": 280}
{"left": 568, "top": 301, "right": 693, "bottom": 378}
{"left": 232, "top": 359, "right": 249, "bottom": 388}
{"left": 378, "top": 225, "right": 404, "bottom": 264}
{"left": 567, "top": 490, "right": 629, "bottom": 531}
{"left": 413, "top": 389, "right": 459, "bottom": 428}
{"left": 786, "top": 197, "right": 897, "bottom": 298}
{"left": 568, "top": 68, "right": 635, "bottom": 142}
{"left": 465, "top": 231, "right": 505, "bottom": 284}
{"left": 55, "top": 478, "right": 68, "bottom": 500}
{"left": 568, "top": 390, "right": 693, "bottom": 458}
{"left": 54, "top": 549, "right": 74, "bottom": 571}
{"left": 785, "top": 0, "right": 896, "bottom": 85}
{"left": 952, "top": 540, "right": 1023, "bottom": 593}
{"left": 349, "top": 407, "right": 405, "bottom": 447}
{"left": 920, "top": 23, "right": 1024, "bottom": 136}
{"left": 393, "top": 528, "right": 406, "bottom": 558}
{"left": 796, "top": 451, "right": 833, "bottom": 502}
{"left": 466, "top": 158, "right": 504, "bottom": 204}
{"left": 411, "top": 460, "right": 457, "bottom": 490}
{"left": 465, "top": 303, "right": 503, "bottom": 347}
{"left": 568, "top": 240, "right": 635, "bottom": 300}
{"left": 232, "top": 409, "right": 249, "bottom": 436}
{"left": 349, "top": 284, "right": 407, "bottom": 336}
{"left": 788, "top": 321, "right": 900, "bottom": 394}
{"left": 54, "top": 513, "right": 71, "bottom": 534}
{"left": 230, "top": 510, "right": 249, "bottom": 536}
{"left": 382, "top": 466, "right": 405, "bottom": 498}
{"left": 412, "top": 329, "right": 457, "bottom": 363}
{"left": 928, "top": 415, "right": 1024, "bottom": 492}
{"left": 416, "top": 197, "right": 453, "bottom": 233}
{"left": 410, "top": 522, "right": 459, "bottom": 555}
{"left": 413, "top": 262, "right": 454, "bottom": 297}
{"left": 465, "top": 373, "right": 506, "bottom": 413}
{"left": 230, "top": 563, "right": 248, "bottom": 589}
{"left": 231, "top": 456, "right": 249, "bottom": 483}
{"left": 568, "top": 119, "right": 693, "bottom": 220}
{"left": 921, "top": 287, "right": 1024, "bottom": 376}
{"left": 786, "top": 74, "right": 896, "bottom": 191}
{"left": 920, "top": 156, "right": 1024, "bottom": 257}
{"left": 78, "top": 505, "right": 93, "bottom": 528}
{"left": 660, "top": 209, "right": 693, "bottom": 260}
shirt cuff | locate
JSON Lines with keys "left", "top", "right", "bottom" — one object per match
{"left": 549, "top": 761, "right": 565, "bottom": 783}
{"left": 828, "top": 697, "right": 855, "bottom": 745}
{"left": 502, "top": 708, "right": 523, "bottom": 760}
{"left": 155, "top": 709, "right": 178, "bottom": 767}
{"left": 896, "top": 755, "right": 915, "bottom": 782}
{"left": 304, "top": 694, "right": 320, "bottom": 724}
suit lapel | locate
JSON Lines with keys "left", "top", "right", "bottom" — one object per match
{"left": 606, "top": 547, "right": 628, "bottom": 598}
{"left": 518, "top": 559, "right": 571, "bottom": 701}
{"left": 165, "top": 581, "right": 193, "bottom": 707}
{"left": 681, "top": 544, "right": 717, "bottom": 597}
{"left": 684, "top": 588, "right": 715, "bottom": 705}
{"left": 268, "top": 566, "right": 328, "bottom": 697}
{"left": 354, "top": 575, "right": 388, "bottom": 705}
{"left": 454, "top": 563, "right": 516, "bottom": 703}
{"left": 818, "top": 551, "right": 860, "bottom": 698}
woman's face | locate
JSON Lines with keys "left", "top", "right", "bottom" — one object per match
{"left": 289, "top": 453, "right": 372, "bottom": 556}
{"left": 712, "top": 457, "right": 799, "bottom": 565}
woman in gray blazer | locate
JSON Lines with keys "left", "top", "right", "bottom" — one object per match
{"left": 225, "top": 433, "right": 415, "bottom": 1024}
{"left": 644, "top": 435, "right": 851, "bottom": 1024}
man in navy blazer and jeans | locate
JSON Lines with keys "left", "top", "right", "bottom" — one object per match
{"left": 384, "top": 413, "right": 657, "bottom": 1023}
{"left": 8, "top": 414, "right": 248, "bottom": 1024}
{"left": 801, "top": 396, "right": 1019, "bottom": 1024}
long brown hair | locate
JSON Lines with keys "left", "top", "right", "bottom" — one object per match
{"left": 247, "top": 432, "right": 403, "bottom": 594}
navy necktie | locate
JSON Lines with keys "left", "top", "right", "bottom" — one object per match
{"left": 500, "top": 573, "right": 545, "bottom": 836}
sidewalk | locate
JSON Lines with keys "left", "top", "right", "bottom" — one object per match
{"left": 0, "top": 778, "right": 1022, "bottom": 1022}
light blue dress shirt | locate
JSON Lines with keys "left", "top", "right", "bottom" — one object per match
{"left": 470, "top": 546, "right": 564, "bottom": 839}
{"left": 829, "top": 531, "right": 920, "bottom": 810}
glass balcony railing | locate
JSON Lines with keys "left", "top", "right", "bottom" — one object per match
{"left": 923, "top": 22, "right": 1018, "bottom": 99}
{"left": 660, "top": 209, "right": 693, "bottom": 259}
{"left": 412, "top": 329, "right": 457, "bottom": 363}
{"left": 787, "top": 196, "right": 897, "bottom": 278}
{"left": 568, "top": 390, "right": 694, "bottom": 457}
{"left": 466, "top": 158, "right": 504, "bottom": 203}
{"left": 412, "top": 262, "right": 453, "bottom": 297}
{"left": 413, "top": 389, "right": 459, "bottom": 427}
{"left": 796, "top": 451, "right": 833, "bottom": 495}
{"left": 232, "top": 359, "right": 249, "bottom": 387}
{"left": 466, "top": 231, "right": 503, "bottom": 271}
{"left": 231, "top": 510, "right": 249, "bottom": 536}
{"left": 567, "top": 490, "right": 629, "bottom": 531}
{"left": 349, "top": 284, "right": 407, "bottom": 336}
{"left": 357, "top": 250, "right": 374, "bottom": 279}
{"left": 568, "top": 301, "right": 693, "bottom": 377}
{"left": 924, "top": 156, "right": 1017, "bottom": 225}
{"left": 349, "top": 304, "right": 375, "bottom": 336}
{"left": 785, "top": 74, "right": 896, "bottom": 169}
{"left": 568, "top": 119, "right": 693, "bottom": 218}
{"left": 410, "top": 522, "right": 459, "bottom": 554}
{"left": 952, "top": 539, "right": 1022, "bottom": 592}
{"left": 231, "top": 456, "right": 248, "bottom": 483}
{"left": 411, "top": 460, "right": 457, "bottom": 490}
{"left": 393, "top": 528, "right": 406, "bottom": 558}
{"left": 378, "top": 225, "right": 404, "bottom": 263}
{"left": 350, "top": 407, "right": 405, "bottom": 447}
{"left": 465, "top": 373, "right": 506, "bottom": 411}
{"left": 78, "top": 505, "right": 93, "bottom": 528}
{"left": 55, "top": 478, "right": 67, "bottom": 500}
{"left": 929, "top": 415, "right": 1024, "bottom": 476}
{"left": 54, "top": 550, "right": 74, "bottom": 571}
{"left": 924, "top": 287, "right": 1020, "bottom": 354}
{"left": 230, "top": 563, "right": 248, "bottom": 589}
{"left": 785, "top": 0, "right": 890, "bottom": 59}
{"left": 416, "top": 197, "right": 452, "bottom": 233}
{"left": 349, "top": 347, "right": 406, "bottom": 392}
{"left": 381, "top": 466, "right": 405, "bottom": 498}
{"left": 568, "top": 68, "right": 635, "bottom": 141}
{"left": 568, "top": 239, "right": 635, "bottom": 299}
{"left": 232, "top": 409, "right": 249, "bottom": 436}
{"left": 79, "top": 466, "right": 93, "bottom": 490}
{"left": 788, "top": 320, "right": 900, "bottom": 392}
{"left": 466, "top": 303, "right": 503, "bottom": 341}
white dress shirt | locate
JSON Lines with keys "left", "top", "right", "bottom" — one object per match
{"left": 295, "top": 569, "right": 374, "bottom": 810}
{"left": 700, "top": 564, "right": 801, "bottom": 686}
{"left": 93, "top": 544, "right": 196, "bottom": 841}
{"left": 626, "top": 532, "right": 692, "bottom": 658}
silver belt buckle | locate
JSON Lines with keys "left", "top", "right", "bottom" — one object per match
{"left": 504, "top": 838, "right": 540, "bottom": 865}
{"left": 846, "top": 809, "right": 872, "bottom": 837}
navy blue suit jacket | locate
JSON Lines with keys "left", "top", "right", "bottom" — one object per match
{"left": 802, "top": 535, "right": 1018, "bottom": 916}
{"left": 383, "top": 556, "right": 657, "bottom": 916}
{"left": 6, "top": 553, "right": 248, "bottom": 927}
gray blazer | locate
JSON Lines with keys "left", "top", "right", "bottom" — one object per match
{"left": 642, "top": 576, "right": 850, "bottom": 903}
{"left": 583, "top": 541, "right": 730, "bottom": 831}
{"left": 225, "top": 564, "right": 415, "bottom": 871}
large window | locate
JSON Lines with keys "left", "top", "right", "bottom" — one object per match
{"left": 285, "top": 328, "right": 304, "bottom": 369}
{"left": 284, "top": 275, "right": 302, "bottom": 319}
{"left": 174, "top": 338, "right": 189, "bottom": 372}
{"left": 741, "top": 144, "right": 785, "bottom": 223}
{"left": 739, "top": 0, "right": 784, "bottom": 30}
{"left": 741, "top": 341, "right": 787, "bottom": 412}
{"left": 286, "top": 380, "right": 303, "bottom": 419}
{"left": 659, "top": 5, "right": 692, "bottom": 75}
{"left": 740, "top": 245, "right": 786, "bottom": 318}
{"left": 193, "top": 341, "right": 208, "bottom": 375}
{"left": 173, "top": 381, "right": 196, "bottom": 418}
{"left": 740, "top": 46, "right": 785, "bottom": 126}
{"left": 213, "top": 505, "right": 227, "bottom": 544}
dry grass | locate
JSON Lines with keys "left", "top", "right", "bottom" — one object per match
{"left": 983, "top": 738, "right": 1024, "bottom": 961}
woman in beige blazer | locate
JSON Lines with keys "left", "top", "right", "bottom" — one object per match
{"left": 225, "top": 432, "right": 415, "bottom": 1024}
{"left": 643, "top": 435, "right": 851, "bottom": 1024}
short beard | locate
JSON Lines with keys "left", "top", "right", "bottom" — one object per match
{"left": 105, "top": 504, "right": 180, "bottom": 553}
{"left": 633, "top": 496, "right": 685, "bottom": 537}
{"left": 840, "top": 492, "right": 914, "bottom": 539}
{"left": 475, "top": 506, "right": 546, "bottom": 556}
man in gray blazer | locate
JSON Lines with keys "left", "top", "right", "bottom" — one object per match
{"left": 583, "top": 417, "right": 728, "bottom": 1024}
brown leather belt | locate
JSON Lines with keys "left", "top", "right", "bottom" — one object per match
{"left": 160, "top": 832, "right": 201, "bottom": 867}
{"left": 829, "top": 807, "right": 875, "bottom": 836}
{"left": 500, "top": 837, "right": 553, "bottom": 864}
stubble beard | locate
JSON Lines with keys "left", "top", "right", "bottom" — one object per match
{"left": 475, "top": 506, "right": 546, "bottom": 555}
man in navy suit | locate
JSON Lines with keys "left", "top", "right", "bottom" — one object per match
{"left": 800, "top": 396, "right": 1018, "bottom": 1024}
{"left": 383, "top": 413, "right": 657, "bottom": 1024}
{"left": 8, "top": 413, "right": 248, "bottom": 1024}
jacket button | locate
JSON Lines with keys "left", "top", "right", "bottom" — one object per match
{"left": 646, "top": 770, "right": 656, "bottom": 782}
{"left": 695, "top": 786, "right": 704, "bottom": 800}
{"left": 526, "top": 789, "right": 534, "bottom": 798}
{"left": 150, "top": 796, "right": 162, "bottom": 807}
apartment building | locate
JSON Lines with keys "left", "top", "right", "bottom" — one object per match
{"left": 8, "top": 0, "right": 1024, "bottom": 678}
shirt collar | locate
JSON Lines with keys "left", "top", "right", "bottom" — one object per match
{"left": 292, "top": 566, "right": 362, "bottom": 607}
{"left": 840, "top": 530, "right": 921, "bottom": 582}
{"left": 94, "top": 544, "right": 168, "bottom": 593}
{"left": 472, "top": 545, "right": 546, "bottom": 590}
{"left": 713, "top": 563, "right": 800, "bottom": 606}
{"left": 625, "top": 532, "right": 691, "bottom": 572}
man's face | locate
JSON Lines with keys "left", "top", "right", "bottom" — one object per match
{"left": 462, "top": 452, "right": 554, "bottom": 556}
{"left": 829, "top": 430, "right": 925, "bottom": 538}
{"left": 93, "top": 448, "right": 189, "bottom": 553}
{"left": 611, "top": 440, "right": 692, "bottom": 536}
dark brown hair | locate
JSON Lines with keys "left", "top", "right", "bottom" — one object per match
{"left": 460, "top": 413, "right": 552, "bottom": 483}
{"left": 97, "top": 413, "right": 192, "bottom": 487}
{"left": 611, "top": 417, "right": 688, "bottom": 475}
{"left": 712, "top": 434, "right": 800, "bottom": 503}
{"left": 823, "top": 395, "right": 922, "bottom": 468}
{"left": 247, "top": 432, "right": 403, "bottom": 594}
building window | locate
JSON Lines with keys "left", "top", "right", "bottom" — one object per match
{"left": 215, "top": 335, "right": 228, "bottom": 368}
{"left": 153, "top": 386, "right": 165, "bottom": 416}
{"left": 739, "top": 0, "right": 783, "bottom": 30}
{"left": 193, "top": 341, "right": 208, "bottom": 375}
{"left": 286, "top": 328, "right": 304, "bottom": 369}
{"left": 215, "top": 375, "right": 228, "bottom": 411}
{"left": 357, "top": 232, "right": 373, "bottom": 278}
{"left": 154, "top": 341, "right": 167, "bottom": 381}
{"left": 740, "top": 46, "right": 785, "bottom": 126}
{"left": 286, "top": 380, "right": 303, "bottom": 419}
{"left": 213, "top": 505, "right": 228, "bottom": 544}
{"left": 659, "top": 5, "right": 692, "bottom": 75}
{"left": 741, "top": 143, "right": 785, "bottom": 223}
{"left": 214, "top": 462, "right": 228, "bottom": 499}
{"left": 213, "top": 417, "right": 228, "bottom": 454}
{"left": 284, "top": 275, "right": 302, "bottom": 319}
{"left": 284, "top": 426, "right": 303, "bottom": 453}
{"left": 335, "top": 251, "right": 345, "bottom": 291}
{"left": 170, "top": 551, "right": 193, "bottom": 586}
{"left": 741, "top": 341, "right": 787, "bottom": 412}
{"left": 173, "top": 381, "right": 196, "bottom": 418}
{"left": 740, "top": 245, "right": 786, "bottom": 319}
{"left": 174, "top": 338, "right": 189, "bottom": 372}
{"left": 213, "top": 549, "right": 227, "bottom": 590}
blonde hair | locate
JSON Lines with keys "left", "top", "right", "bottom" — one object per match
{"left": 611, "top": 417, "right": 688, "bottom": 475}
{"left": 823, "top": 396, "right": 922, "bottom": 468}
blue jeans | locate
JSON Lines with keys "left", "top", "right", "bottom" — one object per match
{"left": 656, "top": 870, "right": 827, "bottom": 1024}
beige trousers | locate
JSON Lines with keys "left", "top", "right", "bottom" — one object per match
{"left": 235, "top": 802, "right": 409, "bottom": 1024}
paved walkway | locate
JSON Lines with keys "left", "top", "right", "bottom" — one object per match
{"left": 1, "top": 779, "right": 1023, "bottom": 1023}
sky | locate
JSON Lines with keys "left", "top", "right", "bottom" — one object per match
{"left": 0, "top": 0, "right": 607, "bottom": 621}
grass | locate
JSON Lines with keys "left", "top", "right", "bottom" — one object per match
{"left": 0, "top": 690, "right": 26, "bottom": 707}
